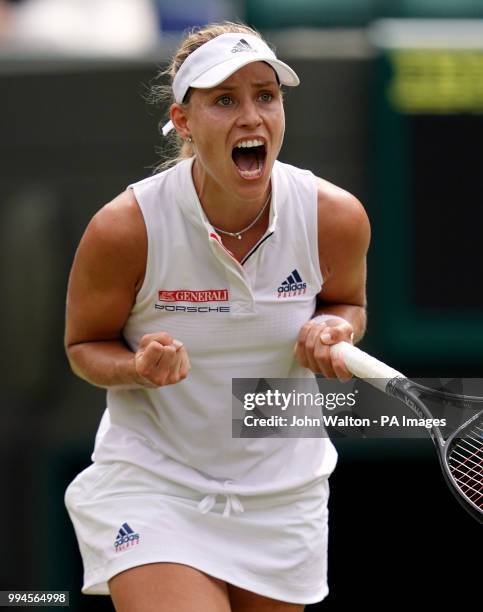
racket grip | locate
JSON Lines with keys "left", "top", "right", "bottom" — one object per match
{"left": 330, "top": 341, "right": 405, "bottom": 391}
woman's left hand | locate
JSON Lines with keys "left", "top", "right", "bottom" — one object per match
{"left": 294, "top": 318, "right": 354, "bottom": 381}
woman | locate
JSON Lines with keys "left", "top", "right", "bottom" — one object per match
{"left": 64, "top": 21, "right": 370, "bottom": 612}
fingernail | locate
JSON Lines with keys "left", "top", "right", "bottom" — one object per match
{"left": 173, "top": 339, "right": 183, "bottom": 349}
{"left": 320, "top": 333, "right": 332, "bottom": 343}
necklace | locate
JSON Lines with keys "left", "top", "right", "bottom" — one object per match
{"left": 210, "top": 192, "right": 271, "bottom": 240}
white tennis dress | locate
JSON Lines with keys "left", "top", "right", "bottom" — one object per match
{"left": 65, "top": 157, "right": 338, "bottom": 604}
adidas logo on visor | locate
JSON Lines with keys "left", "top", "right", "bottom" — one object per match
{"left": 231, "top": 38, "right": 257, "bottom": 54}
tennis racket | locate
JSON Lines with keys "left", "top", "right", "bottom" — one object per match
{"left": 330, "top": 341, "right": 483, "bottom": 524}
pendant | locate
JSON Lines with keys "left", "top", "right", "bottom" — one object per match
{"left": 237, "top": 234, "right": 242, "bottom": 240}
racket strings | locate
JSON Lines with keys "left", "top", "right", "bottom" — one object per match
{"left": 448, "top": 421, "right": 483, "bottom": 509}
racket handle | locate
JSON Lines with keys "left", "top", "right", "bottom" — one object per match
{"left": 330, "top": 341, "right": 405, "bottom": 392}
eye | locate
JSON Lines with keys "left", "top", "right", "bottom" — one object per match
{"left": 216, "top": 95, "right": 233, "bottom": 106}
{"left": 259, "top": 91, "right": 273, "bottom": 103}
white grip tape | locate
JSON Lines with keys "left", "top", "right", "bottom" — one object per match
{"left": 330, "top": 341, "right": 405, "bottom": 392}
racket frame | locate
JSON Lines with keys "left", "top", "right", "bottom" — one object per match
{"left": 331, "top": 341, "right": 483, "bottom": 523}
{"left": 387, "top": 377, "right": 483, "bottom": 523}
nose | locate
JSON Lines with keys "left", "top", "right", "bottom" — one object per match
{"left": 236, "top": 97, "right": 262, "bottom": 128}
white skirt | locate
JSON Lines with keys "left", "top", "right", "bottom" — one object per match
{"left": 65, "top": 460, "right": 331, "bottom": 605}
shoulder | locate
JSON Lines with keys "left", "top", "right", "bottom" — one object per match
{"left": 316, "top": 176, "right": 370, "bottom": 248}
{"left": 315, "top": 177, "right": 370, "bottom": 281}
{"left": 75, "top": 189, "right": 147, "bottom": 290}
{"left": 88, "top": 188, "right": 146, "bottom": 250}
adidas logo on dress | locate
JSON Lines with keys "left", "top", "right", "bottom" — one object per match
{"left": 277, "top": 269, "right": 307, "bottom": 298}
{"left": 114, "top": 522, "right": 140, "bottom": 552}
{"left": 231, "top": 38, "right": 257, "bottom": 54}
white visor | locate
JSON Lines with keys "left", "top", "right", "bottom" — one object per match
{"left": 162, "top": 32, "right": 299, "bottom": 136}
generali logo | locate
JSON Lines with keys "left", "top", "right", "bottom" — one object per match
{"left": 158, "top": 289, "right": 229, "bottom": 302}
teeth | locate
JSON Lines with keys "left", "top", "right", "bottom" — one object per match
{"left": 236, "top": 139, "right": 264, "bottom": 148}
{"left": 239, "top": 168, "right": 262, "bottom": 177}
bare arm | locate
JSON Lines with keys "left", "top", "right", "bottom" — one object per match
{"left": 64, "top": 189, "right": 189, "bottom": 388}
{"left": 295, "top": 178, "right": 370, "bottom": 379}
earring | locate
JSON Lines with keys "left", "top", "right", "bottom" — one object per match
{"left": 186, "top": 136, "right": 193, "bottom": 143}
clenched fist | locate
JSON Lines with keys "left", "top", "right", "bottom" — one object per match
{"left": 134, "top": 332, "right": 190, "bottom": 387}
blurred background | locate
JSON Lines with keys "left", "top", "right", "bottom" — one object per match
{"left": 1, "top": 0, "right": 482, "bottom": 610}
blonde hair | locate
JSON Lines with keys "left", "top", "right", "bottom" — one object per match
{"left": 149, "top": 21, "right": 264, "bottom": 172}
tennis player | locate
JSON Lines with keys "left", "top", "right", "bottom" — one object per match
{"left": 64, "top": 21, "right": 369, "bottom": 612}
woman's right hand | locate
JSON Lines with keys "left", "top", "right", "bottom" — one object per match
{"left": 134, "top": 332, "right": 191, "bottom": 387}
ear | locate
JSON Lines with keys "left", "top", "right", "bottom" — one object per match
{"left": 170, "top": 103, "right": 191, "bottom": 139}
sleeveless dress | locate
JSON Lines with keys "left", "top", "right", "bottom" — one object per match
{"left": 65, "top": 157, "right": 337, "bottom": 604}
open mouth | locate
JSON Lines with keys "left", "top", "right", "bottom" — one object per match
{"left": 231, "top": 140, "right": 266, "bottom": 180}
